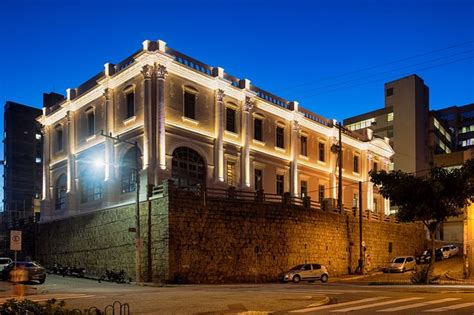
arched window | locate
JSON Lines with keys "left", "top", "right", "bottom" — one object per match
{"left": 55, "top": 174, "right": 67, "bottom": 210}
{"left": 80, "top": 167, "right": 103, "bottom": 203}
{"left": 120, "top": 147, "right": 141, "bottom": 193}
{"left": 171, "top": 147, "right": 206, "bottom": 187}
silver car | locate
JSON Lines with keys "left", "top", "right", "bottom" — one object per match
{"left": 280, "top": 263, "right": 329, "bottom": 283}
{"left": 384, "top": 256, "right": 416, "bottom": 273}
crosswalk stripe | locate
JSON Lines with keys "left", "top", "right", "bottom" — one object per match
{"left": 377, "top": 298, "right": 461, "bottom": 312}
{"left": 424, "top": 302, "right": 474, "bottom": 312}
{"left": 289, "top": 297, "right": 388, "bottom": 313}
{"left": 331, "top": 297, "right": 423, "bottom": 312}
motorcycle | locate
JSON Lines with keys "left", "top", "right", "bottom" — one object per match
{"left": 98, "top": 269, "right": 127, "bottom": 283}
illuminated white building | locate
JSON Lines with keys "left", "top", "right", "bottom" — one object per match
{"left": 38, "top": 39, "right": 394, "bottom": 221}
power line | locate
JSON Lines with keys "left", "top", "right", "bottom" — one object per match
{"left": 280, "top": 39, "right": 474, "bottom": 93}
{"left": 298, "top": 55, "right": 474, "bottom": 98}
{"left": 292, "top": 49, "right": 474, "bottom": 96}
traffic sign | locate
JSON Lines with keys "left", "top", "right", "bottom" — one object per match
{"left": 10, "top": 230, "right": 22, "bottom": 251}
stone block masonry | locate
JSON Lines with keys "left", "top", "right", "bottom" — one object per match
{"left": 31, "top": 184, "right": 426, "bottom": 283}
{"left": 167, "top": 194, "right": 426, "bottom": 283}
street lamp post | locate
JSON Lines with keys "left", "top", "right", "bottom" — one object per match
{"left": 101, "top": 131, "right": 142, "bottom": 282}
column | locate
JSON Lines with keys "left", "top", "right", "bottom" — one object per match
{"left": 366, "top": 154, "right": 374, "bottom": 210}
{"left": 155, "top": 64, "right": 168, "bottom": 185}
{"left": 215, "top": 89, "right": 225, "bottom": 182}
{"left": 241, "top": 96, "right": 253, "bottom": 188}
{"left": 290, "top": 120, "right": 300, "bottom": 196}
{"left": 141, "top": 65, "right": 154, "bottom": 182}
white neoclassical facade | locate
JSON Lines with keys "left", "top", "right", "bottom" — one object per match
{"left": 38, "top": 39, "right": 394, "bottom": 222}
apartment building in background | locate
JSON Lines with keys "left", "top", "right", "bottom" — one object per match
{"left": 344, "top": 74, "right": 455, "bottom": 175}
{"left": 3, "top": 101, "right": 43, "bottom": 224}
{"left": 37, "top": 39, "right": 394, "bottom": 222}
{"left": 344, "top": 74, "right": 473, "bottom": 242}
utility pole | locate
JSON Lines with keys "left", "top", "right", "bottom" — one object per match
{"left": 358, "top": 181, "right": 364, "bottom": 274}
{"left": 101, "top": 131, "right": 142, "bottom": 282}
{"left": 338, "top": 123, "right": 343, "bottom": 213}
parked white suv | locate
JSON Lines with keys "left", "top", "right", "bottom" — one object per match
{"left": 441, "top": 244, "right": 459, "bottom": 259}
{"left": 280, "top": 263, "right": 329, "bottom": 283}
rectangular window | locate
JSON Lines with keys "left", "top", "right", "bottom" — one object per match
{"left": 373, "top": 198, "right": 378, "bottom": 212}
{"left": 276, "top": 174, "right": 284, "bottom": 195}
{"left": 254, "top": 118, "right": 263, "bottom": 141}
{"left": 373, "top": 162, "right": 378, "bottom": 171}
{"left": 387, "top": 112, "right": 394, "bottom": 122}
{"left": 301, "top": 180, "right": 308, "bottom": 197}
{"left": 184, "top": 92, "right": 196, "bottom": 119}
{"left": 227, "top": 161, "right": 235, "bottom": 186}
{"left": 353, "top": 155, "right": 359, "bottom": 173}
{"left": 87, "top": 111, "right": 95, "bottom": 137}
{"left": 276, "top": 126, "right": 284, "bottom": 148}
{"left": 318, "top": 185, "right": 325, "bottom": 202}
{"left": 126, "top": 92, "right": 135, "bottom": 118}
{"left": 226, "top": 107, "right": 236, "bottom": 133}
{"left": 318, "top": 142, "right": 325, "bottom": 162}
{"left": 255, "top": 169, "right": 263, "bottom": 190}
{"left": 300, "top": 136, "right": 308, "bottom": 156}
{"left": 56, "top": 128, "right": 63, "bottom": 151}
{"left": 386, "top": 88, "right": 393, "bottom": 96}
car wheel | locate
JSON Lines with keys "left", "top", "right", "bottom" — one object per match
{"left": 292, "top": 275, "right": 301, "bottom": 283}
{"left": 402, "top": 267, "right": 406, "bottom": 273}
{"left": 38, "top": 279, "right": 45, "bottom": 284}
{"left": 320, "top": 274, "right": 329, "bottom": 283}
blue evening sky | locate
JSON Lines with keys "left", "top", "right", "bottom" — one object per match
{"left": 0, "top": 0, "right": 473, "bottom": 209}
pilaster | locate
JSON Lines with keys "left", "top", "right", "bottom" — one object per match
{"left": 141, "top": 65, "right": 155, "bottom": 184}
{"left": 215, "top": 89, "right": 225, "bottom": 183}
{"left": 290, "top": 120, "right": 300, "bottom": 196}
{"left": 41, "top": 125, "right": 52, "bottom": 219}
{"left": 155, "top": 63, "right": 168, "bottom": 186}
{"left": 103, "top": 89, "right": 117, "bottom": 207}
{"left": 241, "top": 96, "right": 253, "bottom": 188}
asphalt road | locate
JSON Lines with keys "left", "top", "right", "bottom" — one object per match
{"left": 1, "top": 276, "right": 474, "bottom": 314}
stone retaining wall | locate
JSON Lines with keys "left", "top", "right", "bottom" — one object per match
{"left": 168, "top": 195, "right": 426, "bottom": 283}
{"left": 31, "top": 186, "right": 426, "bottom": 283}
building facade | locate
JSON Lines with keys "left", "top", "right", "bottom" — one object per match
{"left": 344, "top": 75, "right": 454, "bottom": 175}
{"left": 3, "top": 101, "right": 43, "bottom": 224}
{"left": 38, "top": 39, "right": 394, "bottom": 222}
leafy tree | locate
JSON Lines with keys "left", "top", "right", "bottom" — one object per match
{"left": 370, "top": 160, "right": 474, "bottom": 282}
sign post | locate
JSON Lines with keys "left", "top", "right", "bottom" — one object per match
{"left": 10, "top": 230, "right": 22, "bottom": 268}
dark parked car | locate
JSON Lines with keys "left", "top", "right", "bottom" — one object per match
{"left": 416, "top": 249, "right": 443, "bottom": 264}
{"left": 1, "top": 261, "right": 46, "bottom": 284}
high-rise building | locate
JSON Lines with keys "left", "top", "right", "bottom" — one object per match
{"left": 344, "top": 74, "right": 453, "bottom": 174}
{"left": 3, "top": 101, "right": 43, "bottom": 224}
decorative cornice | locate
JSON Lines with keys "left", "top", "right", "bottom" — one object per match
{"left": 155, "top": 64, "right": 168, "bottom": 80}
{"left": 217, "top": 89, "right": 225, "bottom": 102}
{"left": 244, "top": 96, "right": 254, "bottom": 113}
{"left": 141, "top": 64, "right": 153, "bottom": 80}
